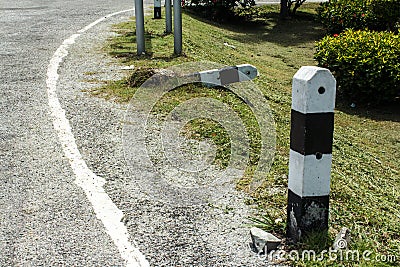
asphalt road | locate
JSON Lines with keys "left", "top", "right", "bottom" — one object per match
{"left": 0, "top": 0, "right": 144, "bottom": 266}
{"left": 1, "top": 0, "right": 275, "bottom": 266}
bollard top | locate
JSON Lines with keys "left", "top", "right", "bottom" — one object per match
{"left": 154, "top": 0, "right": 162, "bottom": 7}
{"left": 292, "top": 66, "right": 336, "bottom": 114}
{"left": 237, "top": 64, "right": 259, "bottom": 80}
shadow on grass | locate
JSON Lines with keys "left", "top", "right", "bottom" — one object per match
{"left": 183, "top": 8, "right": 325, "bottom": 47}
{"left": 336, "top": 100, "right": 400, "bottom": 123}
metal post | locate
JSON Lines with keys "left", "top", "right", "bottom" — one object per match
{"left": 173, "top": 0, "right": 182, "bottom": 55}
{"left": 154, "top": 0, "right": 162, "bottom": 19}
{"left": 135, "top": 0, "right": 145, "bottom": 55}
{"left": 165, "top": 0, "right": 172, "bottom": 33}
{"left": 286, "top": 66, "right": 336, "bottom": 242}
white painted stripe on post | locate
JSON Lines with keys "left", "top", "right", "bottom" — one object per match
{"left": 291, "top": 66, "right": 336, "bottom": 114}
{"left": 288, "top": 149, "right": 332, "bottom": 197}
{"left": 199, "top": 69, "right": 222, "bottom": 85}
{"left": 154, "top": 0, "right": 162, "bottom": 7}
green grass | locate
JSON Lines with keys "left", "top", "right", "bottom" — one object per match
{"left": 95, "top": 4, "right": 399, "bottom": 266}
{"left": 149, "top": 83, "right": 261, "bottom": 168}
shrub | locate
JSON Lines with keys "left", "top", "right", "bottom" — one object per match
{"left": 184, "top": 0, "right": 255, "bottom": 22}
{"left": 317, "top": 0, "right": 372, "bottom": 34}
{"left": 369, "top": 0, "right": 400, "bottom": 32}
{"left": 316, "top": 0, "right": 400, "bottom": 34}
{"left": 315, "top": 29, "right": 400, "bottom": 104}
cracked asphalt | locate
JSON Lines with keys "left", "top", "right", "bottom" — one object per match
{"left": 1, "top": 0, "right": 272, "bottom": 266}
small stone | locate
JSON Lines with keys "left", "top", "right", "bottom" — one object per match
{"left": 250, "top": 227, "right": 282, "bottom": 253}
{"left": 121, "top": 65, "right": 135, "bottom": 70}
{"left": 333, "top": 227, "right": 351, "bottom": 250}
{"left": 350, "top": 103, "right": 356, "bottom": 108}
{"left": 223, "top": 42, "right": 236, "bottom": 49}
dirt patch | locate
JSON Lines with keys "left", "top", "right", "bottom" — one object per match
{"left": 127, "top": 67, "right": 157, "bottom": 88}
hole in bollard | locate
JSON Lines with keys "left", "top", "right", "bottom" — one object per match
{"left": 318, "top": 87, "right": 325, "bottom": 94}
{"left": 316, "top": 152, "right": 323, "bottom": 160}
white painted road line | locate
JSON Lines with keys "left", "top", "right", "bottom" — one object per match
{"left": 46, "top": 9, "right": 150, "bottom": 267}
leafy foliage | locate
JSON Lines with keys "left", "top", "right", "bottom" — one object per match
{"left": 184, "top": 0, "right": 256, "bottom": 22}
{"left": 317, "top": 0, "right": 371, "bottom": 34}
{"left": 249, "top": 213, "right": 286, "bottom": 234}
{"left": 317, "top": 0, "right": 400, "bottom": 34}
{"left": 315, "top": 29, "right": 400, "bottom": 104}
{"left": 369, "top": 0, "right": 400, "bottom": 32}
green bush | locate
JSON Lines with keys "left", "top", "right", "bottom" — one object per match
{"left": 315, "top": 29, "right": 400, "bottom": 104}
{"left": 184, "top": 0, "right": 255, "bottom": 22}
{"left": 369, "top": 0, "right": 400, "bottom": 32}
{"left": 316, "top": 0, "right": 399, "bottom": 34}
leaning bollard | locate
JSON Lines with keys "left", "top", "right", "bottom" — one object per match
{"left": 197, "top": 64, "right": 258, "bottom": 86}
{"left": 154, "top": 0, "right": 162, "bottom": 19}
{"left": 286, "top": 66, "right": 336, "bottom": 242}
{"left": 135, "top": 0, "right": 145, "bottom": 55}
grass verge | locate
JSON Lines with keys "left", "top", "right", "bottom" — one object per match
{"left": 94, "top": 4, "right": 399, "bottom": 266}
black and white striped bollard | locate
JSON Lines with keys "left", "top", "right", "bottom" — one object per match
{"left": 286, "top": 66, "right": 336, "bottom": 242}
{"left": 154, "top": 0, "right": 162, "bottom": 19}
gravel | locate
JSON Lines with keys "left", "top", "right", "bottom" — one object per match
{"left": 58, "top": 8, "right": 271, "bottom": 267}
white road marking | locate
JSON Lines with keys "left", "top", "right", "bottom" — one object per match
{"left": 46, "top": 9, "right": 150, "bottom": 267}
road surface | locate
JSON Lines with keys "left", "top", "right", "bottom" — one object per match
{"left": 0, "top": 1, "right": 148, "bottom": 265}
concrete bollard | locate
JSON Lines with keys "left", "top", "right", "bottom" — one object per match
{"left": 286, "top": 66, "right": 336, "bottom": 242}
{"left": 197, "top": 64, "right": 258, "bottom": 86}
{"left": 154, "top": 0, "right": 162, "bottom": 19}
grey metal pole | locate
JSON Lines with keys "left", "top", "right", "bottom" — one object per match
{"left": 135, "top": 0, "right": 145, "bottom": 55}
{"left": 165, "top": 0, "right": 172, "bottom": 33}
{"left": 173, "top": 0, "right": 182, "bottom": 55}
